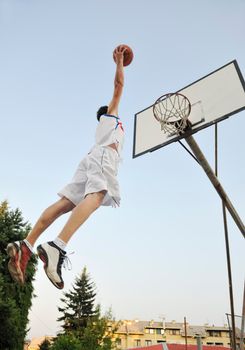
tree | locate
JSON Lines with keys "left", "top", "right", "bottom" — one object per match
{"left": 79, "top": 309, "right": 119, "bottom": 350}
{"left": 0, "top": 200, "right": 37, "bottom": 350}
{"left": 56, "top": 267, "right": 119, "bottom": 349}
{"left": 57, "top": 266, "right": 97, "bottom": 336}
{"left": 39, "top": 338, "right": 51, "bottom": 350}
{"left": 51, "top": 334, "right": 81, "bottom": 350}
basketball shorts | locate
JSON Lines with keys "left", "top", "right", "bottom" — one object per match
{"left": 58, "top": 145, "right": 121, "bottom": 207}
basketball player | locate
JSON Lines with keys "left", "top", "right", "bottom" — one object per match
{"left": 7, "top": 45, "right": 126, "bottom": 289}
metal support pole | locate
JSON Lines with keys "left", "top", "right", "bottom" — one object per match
{"left": 215, "top": 124, "right": 237, "bottom": 350}
{"left": 222, "top": 203, "right": 237, "bottom": 350}
{"left": 185, "top": 134, "right": 245, "bottom": 238}
{"left": 196, "top": 334, "right": 203, "bottom": 350}
{"left": 184, "top": 317, "right": 188, "bottom": 350}
{"left": 241, "top": 280, "right": 245, "bottom": 350}
{"left": 227, "top": 313, "right": 233, "bottom": 350}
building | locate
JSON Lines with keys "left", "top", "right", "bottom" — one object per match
{"left": 26, "top": 336, "right": 53, "bottom": 350}
{"left": 129, "top": 345, "right": 167, "bottom": 350}
{"left": 129, "top": 344, "right": 230, "bottom": 350}
{"left": 114, "top": 319, "right": 242, "bottom": 350}
{"left": 25, "top": 319, "right": 243, "bottom": 350}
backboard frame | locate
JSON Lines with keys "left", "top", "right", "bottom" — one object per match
{"left": 133, "top": 60, "right": 245, "bottom": 158}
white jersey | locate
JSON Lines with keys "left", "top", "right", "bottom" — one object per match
{"left": 95, "top": 114, "right": 124, "bottom": 155}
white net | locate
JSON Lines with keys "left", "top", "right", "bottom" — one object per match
{"left": 153, "top": 93, "right": 191, "bottom": 135}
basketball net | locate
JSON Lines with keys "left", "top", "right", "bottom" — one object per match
{"left": 153, "top": 93, "right": 191, "bottom": 135}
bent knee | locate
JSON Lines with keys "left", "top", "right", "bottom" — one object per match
{"left": 41, "top": 199, "right": 74, "bottom": 223}
{"left": 89, "top": 191, "right": 106, "bottom": 209}
{"left": 60, "top": 198, "right": 75, "bottom": 214}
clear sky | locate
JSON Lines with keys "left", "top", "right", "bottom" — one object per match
{"left": 0, "top": 0, "right": 244, "bottom": 340}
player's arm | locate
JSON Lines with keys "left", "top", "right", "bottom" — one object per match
{"left": 107, "top": 46, "right": 125, "bottom": 116}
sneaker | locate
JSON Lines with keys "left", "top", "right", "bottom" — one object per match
{"left": 37, "top": 241, "right": 66, "bottom": 289}
{"left": 7, "top": 241, "right": 33, "bottom": 285}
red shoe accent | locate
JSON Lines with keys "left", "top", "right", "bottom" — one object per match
{"left": 19, "top": 242, "right": 32, "bottom": 280}
{"left": 7, "top": 241, "right": 32, "bottom": 284}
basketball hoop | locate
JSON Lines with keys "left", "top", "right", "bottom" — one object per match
{"left": 153, "top": 92, "right": 192, "bottom": 134}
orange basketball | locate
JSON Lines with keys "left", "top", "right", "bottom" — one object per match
{"left": 113, "top": 44, "right": 134, "bottom": 66}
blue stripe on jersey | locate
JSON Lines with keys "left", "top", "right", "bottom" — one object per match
{"left": 103, "top": 114, "right": 120, "bottom": 120}
{"left": 102, "top": 114, "right": 122, "bottom": 130}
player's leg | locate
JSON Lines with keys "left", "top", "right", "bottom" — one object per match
{"left": 37, "top": 191, "right": 106, "bottom": 289}
{"left": 7, "top": 197, "right": 75, "bottom": 284}
{"left": 58, "top": 191, "right": 106, "bottom": 243}
{"left": 26, "top": 197, "right": 75, "bottom": 246}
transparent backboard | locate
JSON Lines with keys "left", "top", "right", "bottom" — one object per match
{"left": 133, "top": 60, "right": 245, "bottom": 158}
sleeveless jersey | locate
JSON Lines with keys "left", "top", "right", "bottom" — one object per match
{"left": 95, "top": 114, "right": 124, "bottom": 155}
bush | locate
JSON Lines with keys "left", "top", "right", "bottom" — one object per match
{"left": 51, "top": 334, "right": 81, "bottom": 350}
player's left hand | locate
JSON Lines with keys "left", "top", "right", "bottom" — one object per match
{"left": 113, "top": 45, "right": 126, "bottom": 65}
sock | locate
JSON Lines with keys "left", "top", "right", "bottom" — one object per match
{"left": 54, "top": 237, "right": 67, "bottom": 251}
{"left": 24, "top": 239, "right": 34, "bottom": 253}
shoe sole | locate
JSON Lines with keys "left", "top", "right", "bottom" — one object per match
{"left": 6, "top": 243, "right": 24, "bottom": 285}
{"left": 37, "top": 245, "right": 64, "bottom": 290}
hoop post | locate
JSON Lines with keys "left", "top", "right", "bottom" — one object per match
{"left": 241, "top": 280, "right": 245, "bottom": 350}
{"left": 185, "top": 135, "right": 245, "bottom": 238}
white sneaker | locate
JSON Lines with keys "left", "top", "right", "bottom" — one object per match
{"left": 37, "top": 241, "right": 66, "bottom": 289}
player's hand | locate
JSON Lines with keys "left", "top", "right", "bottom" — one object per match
{"left": 113, "top": 45, "right": 126, "bottom": 65}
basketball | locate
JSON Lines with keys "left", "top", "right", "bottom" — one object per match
{"left": 113, "top": 44, "right": 134, "bottom": 66}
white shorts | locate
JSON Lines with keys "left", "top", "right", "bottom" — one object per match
{"left": 58, "top": 145, "right": 121, "bottom": 207}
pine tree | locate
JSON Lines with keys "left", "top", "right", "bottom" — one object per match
{"left": 0, "top": 201, "right": 37, "bottom": 350}
{"left": 39, "top": 338, "right": 51, "bottom": 350}
{"left": 57, "top": 266, "right": 97, "bottom": 336}
{"left": 56, "top": 267, "right": 118, "bottom": 349}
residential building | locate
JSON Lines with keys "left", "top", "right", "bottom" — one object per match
{"left": 24, "top": 319, "right": 243, "bottom": 350}
{"left": 129, "top": 344, "right": 230, "bottom": 350}
{"left": 114, "top": 320, "right": 242, "bottom": 350}
{"left": 26, "top": 336, "right": 53, "bottom": 350}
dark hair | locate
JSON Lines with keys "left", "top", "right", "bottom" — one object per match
{"left": 97, "top": 105, "right": 108, "bottom": 121}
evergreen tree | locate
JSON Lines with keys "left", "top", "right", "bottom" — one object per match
{"left": 57, "top": 266, "right": 97, "bottom": 336}
{"left": 56, "top": 267, "right": 119, "bottom": 349}
{"left": 39, "top": 338, "right": 51, "bottom": 350}
{"left": 0, "top": 201, "right": 37, "bottom": 350}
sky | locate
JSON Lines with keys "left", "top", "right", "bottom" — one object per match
{"left": 0, "top": 0, "right": 245, "bottom": 340}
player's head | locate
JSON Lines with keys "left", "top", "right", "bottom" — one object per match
{"left": 97, "top": 106, "right": 108, "bottom": 121}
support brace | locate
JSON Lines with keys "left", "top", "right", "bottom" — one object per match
{"left": 185, "top": 135, "right": 245, "bottom": 238}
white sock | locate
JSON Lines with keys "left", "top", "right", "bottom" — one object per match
{"left": 54, "top": 237, "right": 67, "bottom": 251}
{"left": 24, "top": 239, "right": 34, "bottom": 253}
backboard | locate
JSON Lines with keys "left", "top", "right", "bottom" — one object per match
{"left": 133, "top": 60, "right": 245, "bottom": 158}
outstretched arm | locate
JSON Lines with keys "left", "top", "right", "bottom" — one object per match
{"left": 107, "top": 46, "right": 126, "bottom": 116}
